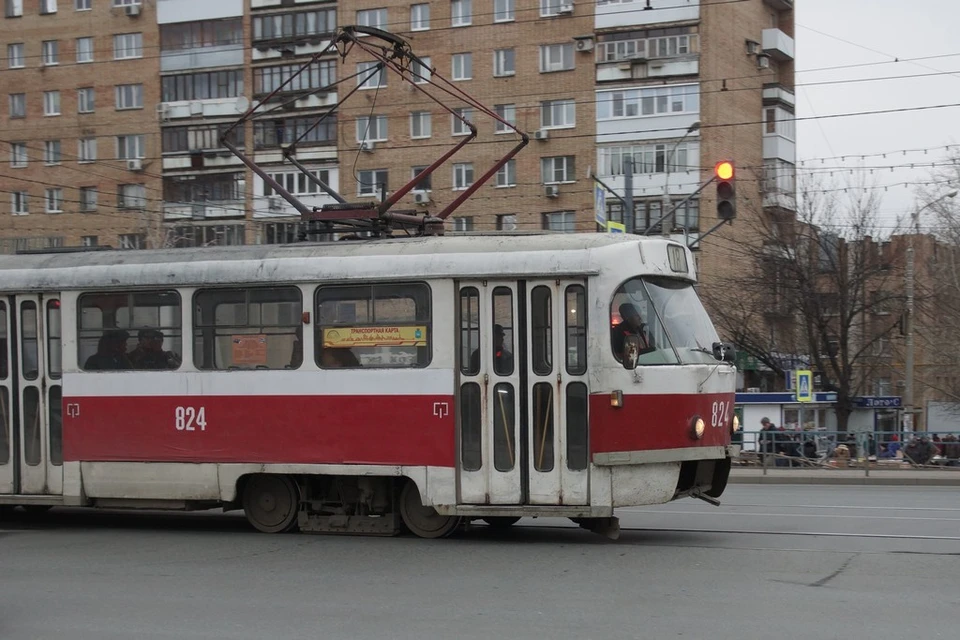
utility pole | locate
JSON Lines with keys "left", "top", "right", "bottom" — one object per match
{"left": 661, "top": 122, "right": 699, "bottom": 236}
{"left": 624, "top": 156, "right": 634, "bottom": 233}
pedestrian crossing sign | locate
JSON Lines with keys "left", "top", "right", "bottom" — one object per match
{"left": 796, "top": 369, "right": 812, "bottom": 402}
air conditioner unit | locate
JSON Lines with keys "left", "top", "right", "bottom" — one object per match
{"left": 745, "top": 40, "right": 761, "bottom": 55}
{"left": 413, "top": 192, "right": 430, "bottom": 204}
{"left": 155, "top": 103, "right": 170, "bottom": 121}
{"left": 125, "top": 4, "right": 141, "bottom": 17}
{"left": 268, "top": 196, "right": 282, "bottom": 211}
{"left": 574, "top": 37, "right": 594, "bottom": 53}
{"left": 189, "top": 101, "right": 204, "bottom": 116}
{"left": 126, "top": 158, "right": 143, "bottom": 172}
{"left": 558, "top": 3, "right": 574, "bottom": 14}
{"left": 534, "top": 129, "right": 549, "bottom": 141}
{"left": 360, "top": 140, "right": 375, "bottom": 152}
{"left": 544, "top": 185, "right": 560, "bottom": 198}
{"left": 756, "top": 53, "right": 771, "bottom": 69}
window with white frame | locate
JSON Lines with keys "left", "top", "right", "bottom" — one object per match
{"left": 356, "top": 115, "right": 388, "bottom": 142}
{"left": 494, "top": 104, "right": 516, "bottom": 132}
{"left": 262, "top": 168, "right": 332, "bottom": 196}
{"left": 114, "top": 0, "right": 144, "bottom": 6}
{"left": 596, "top": 84, "right": 699, "bottom": 119}
{"left": 451, "top": 53, "right": 472, "bottom": 80}
{"left": 453, "top": 162, "right": 474, "bottom": 190}
{"left": 6, "top": 0, "right": 23, "bottom": 17}
{"left": 81, "top": 236, "right": 97, "bottom": 247}
{"left": 496, "top": 160, "right": 516, "bottom": 187}
{"left": 540, "top": 99, "right": 575, "bottom": 128}
{"left": 10, "top": 142, "right": 27, "bottom": 167}
{"left": 411, "top": 166, "right": 432, "bottom": 191}
{"left": 76, "top": 37, "right": 93, "bottom": 62}
{"left": 493, "top": 48, "right": 515, "bottom": 77}
{"left": 75, "top": 0, "right": 91, "bottom": 10}
{"left": 541, "top": 156, "right": 575, "bottom": 183}
{"left": 452, "top": 216, "right": 473, "bottom": 231}
{"left": 540, "top": 0, "right": 570, "bottom": 17}
{"left": 117, "top": 134, "right": 144, "bottom": 159}
{"left": 78, "top": 87, "right": 94, "bottom": 113}
{"left": 597, "top": 30, "right": 698, "bottom": 63}
{"left": 253, "top": 61, "right": 336, "bottom": 94}
{"left": 42, "top": 40, "right": 59, "bottom": 65}
{"left": 452, "top": 107, "right": 472, "bottom": 136}
{"left": 357, "top": 61, "right": 386, "bottom": 89}
{"left": 118, "top": 183, "right": 146, "bottom": 210}
{"left": 7, "top": 43, "right": 24, "bottom": 68}
{"left": 539, "top": 43, "right": 573, "bottom": 72}
{"left": 597, "top": 142, "right": 693, "bottom": 176}
{"left": 45, "top": 188, "right": 63, "bottom": 213}
{"left": 411, "top": 56, "right": 431, "bottom": 83}
{"left": 764, "top": 106, "right": 795, "bottom": 140}
{"left": 80, "top": 186, "right": 97, "bottom": 211}
{"left": 410, "top": 3, "right": 429, "bottom": 30}
{"left": 11, "top": 192, "right": 28, "bottom": 215}
{"left": 451, "top": 0, "right": 471, "bottom": 28}
{"left": 9, "top": 93, "right": 25, "bottom": 118}
{"left": 118, "top": 234, "right": 145, "bottom": 250}
{"left": 78, "top": 137, "right": 96, "bottom": 162}
{"left": 356, "top": 8, "right": 387, "bottom": 30}
{"left": 543, "top": 211, "right": 575, "bottom": 233}
{"left": 44, "top": 140, "right": 61, "bottom": 165}
{"left": 113, "top": 33, "right": 143, "bottom": 59}
{"left": 763, "top": 159, "right": 796, "bottom": 194}
{"left": 115, "top": 84, "right": 143, "bottom": 110}
{"left": 357, "top": 169, "right": 388, "bottom": 197}
{"left": 497, "top": 214, "right": 517, "bottom": 230}
{"left": 494, "top": 0, "right": 514, "bottom": 21}
{"left": 250, "top": 11, "right": 332, "bottom": 42}
{"left": 410, "top": 111, "right": 431, "bottom": 138}
{"left": 41, "top": 0, "right": 57, "bottom": 14}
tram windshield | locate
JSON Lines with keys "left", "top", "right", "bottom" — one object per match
{"left": 611, "top": 276, "right": 721, "bottom": 366}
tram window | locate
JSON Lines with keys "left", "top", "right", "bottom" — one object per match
{"left": 610, "top": 279, "right": 679, "bottom": 366}
{"left": 20, "top": 301, "right": 39, "bottom": 381}
{"left": 49, "top": 386, "right": 62, "bottom": 466}
{"left": 532, "top": 382, "right": 555, "bottom": 472}
{"left": 315, "top": 283, "right": 431, "bottom": 368}
{"left": 47, "top": 300, "right": 62, "bottom": 379}
{"left": 194, "top": 287, "right": 301, "bottom": 370}
{"left": 493, "top": 383, "right": 516, "bottom": 472}
{"left": 566, "top": 382, "right": 589, "bottom": 471}
{"left": 0, "top": 301, "right": 7, "bottom": 380}
{"left": 0, "top": 388, "right": 9, "bottom": 465}
{"left": 531, "top": 286, "right": 552, "bottom": 376}
{"left": 23, "top": 386, "right": 41, "bottom": 466}
{"left": 491, "top": 287, "right": 514, "bottom": 376}
{"left": 79, "top": 291, "right": 182, "bottom": 371}
{"left": 460, "top": 382, "right": 482, "bottom": 471}
{"left": 565, "top": 285, "right": 587, "bottom": 375}
{"left": 459, "top": 288, "right": 480, "bottom": 376}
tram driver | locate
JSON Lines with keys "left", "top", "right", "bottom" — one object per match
{"left": 611, "top": 303, "right": 654, "bottom": 361}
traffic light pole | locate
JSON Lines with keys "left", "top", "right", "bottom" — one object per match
{"left": 643, "top": 174, "right": 716, "bottom": 235}
{"left": 686, "top": 217, "right": 733, "bottom": 250}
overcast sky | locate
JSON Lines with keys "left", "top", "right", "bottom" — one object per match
{"left": 795, "top": 0, "right": 959, "bottom": 229}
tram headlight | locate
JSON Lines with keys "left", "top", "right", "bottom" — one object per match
{"left": 691, "top": 416, "right": 706, "bottom": 440}
{"left": 732, "top": 414, "right": 740, "bottom": 433}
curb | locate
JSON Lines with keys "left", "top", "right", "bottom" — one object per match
{"left": 729, "top": 473, "right": 960, "bottom": 487}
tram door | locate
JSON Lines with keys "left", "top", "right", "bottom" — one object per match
{"left": 0, "top": 295, "right": 63, "bottom": 496}
{"left": 456, "top": 281, "right": 589, "bottom": 506}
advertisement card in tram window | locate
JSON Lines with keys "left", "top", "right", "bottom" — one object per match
{"left": 232, "top": 334, "right": 268, "bottom": 366}
{"left": 323, "top": 326, "right": 427, "bottom": 348}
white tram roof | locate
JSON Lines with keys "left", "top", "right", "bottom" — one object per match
{"left": 0, "top": 233, "right": 694, "bottom": 292}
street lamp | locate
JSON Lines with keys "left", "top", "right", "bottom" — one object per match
{"left": 661, "top": 121, "right": 700, "bottom": 235}
{"left": 903, "top": 189, "right": 957, "bottom": 431}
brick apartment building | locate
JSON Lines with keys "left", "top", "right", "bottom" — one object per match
{"left": 1, "top": 0, "right": 796, "bottom": 257}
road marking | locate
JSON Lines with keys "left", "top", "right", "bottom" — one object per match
{"left": 620, "top": 508, "right": 960, "bottom": 522}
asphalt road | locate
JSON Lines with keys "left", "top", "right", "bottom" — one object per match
{"left": 2, "top": 485, "right": 958, "bottom": 640}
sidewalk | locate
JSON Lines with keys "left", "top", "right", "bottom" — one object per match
{"left": 730, "top": 467, "right": 960, "bottom": 486}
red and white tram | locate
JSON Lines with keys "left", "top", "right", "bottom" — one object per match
{"left": 0, "top": 233, "right": 739, "bottom": 538}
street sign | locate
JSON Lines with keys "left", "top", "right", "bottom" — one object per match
{"left": 607, "top": 221, "right": 625, "bottom": 234}
{"left": 594, "top": 181, "right": 607, "bottom": 227}
{"left": 796, "top": 369, "right": 812, "bottom": 403}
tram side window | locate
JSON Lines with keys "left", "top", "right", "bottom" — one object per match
{"left": 0, "top": 301, "right": 7, "bottom": 380}
{"left": 315, "top": 283, "right": 431, "bottom": 368}
{"left": 47, "top": 300, "right": 62, "bottom": 379}
{"left": 193, "top": 287, "right": 302, "bottom": 370}
{"left": 565, "top": 285, "right": 587, "bottom": 375}
{"left": 78, "top": 291, "right": 183, "bottom": 371}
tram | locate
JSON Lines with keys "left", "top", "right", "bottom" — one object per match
{"left": 0, "top": 233, "right": 740, "bottom": 538}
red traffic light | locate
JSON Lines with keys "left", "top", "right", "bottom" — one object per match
{"left": 715, "top": 161, "right": 734, "bottom": 181}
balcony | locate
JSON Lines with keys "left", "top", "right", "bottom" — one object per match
{"left": 159, "top": 97, "right": 250, "bottom": 121}
{"left": 253, "top": 39, "right": 336, "bottom": 61}
{"left": 161, "top": 152, "right": 242, "bottom": 172}
{"left": 596, "top": 0, "right": 699, "bottom": 30}
{"left": 160, "top": 44, "right": 243, "bottom": 73}
{"left": 763, "top": 0, "right": 794, "bottom": 10}
{"left": 164, "top": 201, "right": 246, "bottom": 220}
{"left": 763, "top": 135, "right": 795, "bottom": 164}
{"left": 598, "top": 57, "right": 699, "bottom": 82}
{"left": 762, "top": 28, "right": 795, "bottom": 62}
{"left": 157, "top": 0, "right": 242, "bottom": 24}
{"left": 763, "top": 84, "right": 796, "bottom": 108}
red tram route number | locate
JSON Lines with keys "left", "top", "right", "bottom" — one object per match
{"left": 175, "top": 406, "right": 207, "bottom": 432}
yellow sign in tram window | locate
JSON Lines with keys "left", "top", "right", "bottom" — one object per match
{"left": 323, "top": 326, "right": 428, "bottom": 348}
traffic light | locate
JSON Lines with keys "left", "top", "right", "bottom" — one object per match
{"left": 715, "top": 161, "right": 736, "bottom": 220}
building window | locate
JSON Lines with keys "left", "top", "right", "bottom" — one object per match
{"left": 41, "top": 40, "right": 59, "bottom": 65}
{"left": 118, "top": 184, "right": 146, "bottom": 210}
{"left": 356, "top": 115, "right": 388, "bottom": 142}
{"left": 597, "top": 29, "right": 699, "bottom": 63}
{"left": 540, "top": 99, "right": 575, "bottom": 129}
{"left": 496, "top": 214, "right": 517, "bottom": 230}
{"left": 411, "top": 56, "right": 431, "bottom": 83}
{"left": 117, "top": 135, "right": 145, "bottom": 159}
{"left": 162, "top": 123, "right": 244, "bottom": 153}
{"left": 539, "top": 43, "right": 573, "bottom": 72}
{"left": 543, "top": 211, "right": 576, "bottom": 233}
{"left": 162, "top": 18, "right": 244, "bottom": 50}
{"left": 254, "top": 60, "right": 336, "bottom": 94}
{"left": 357, "top": 169, "right": 388, "bottom": 197}
{"left": 6, "top": 0, "right": 23, "bottom": 18}
{"left": 115, "top": 84, "right": 143, "bottom": 110}
{"left": 40, "top": 0, "right": 57, "bottom": 13}
{"left": 453, "top": 163, "right": 474, "bottom": 190}
{"left": 43, "top": 91, "right": 60, "bottom": 116}
{"left": 77, "top": 87, "right": 95, "bottom": 113}
{"left": 78, "top": 137, "right": 97, "bottom": 163}
{"left": 494, "top": 0, "right": 514, "bottom": 22}
{"left": 112, "top": 0, "right": 142, "bottom": 6}
{"left": 763, "top": 159, "right": 796, "bottom": 194}
{"left": 75, "top": 37, "right": 93, "bottom": 63}
{"left": 7, "top": 43, "right": 24, "bottom": 68}
{"left": 161, "top": 71, "right": 242, "bottom": 102}
{"left": 453, "top": 216, "right": 473, "bottom": 231}
{"left": 541, "top": 156, "right": 575, "bottom": 183}
{"left": 9, "top": 93, "right": 25, "bottom": 118}
{"left": 451, "top": 0, "right": 471, "bottom": 26}
{"left": 597, "top": 142, "right": 693, "bottom": 176}
{"left": 262, "top": 168, "right": 332, "bottom": 197}
{"left": 452, "top": 53, "right": 472, "bottom": 80}
{"left": 357, "top": 61, "right": 387, "bottom": 89}
{"left": 410, "top": 111, "right": 431, "bottom": 139}
{"left": 253, "top": 116, "right": 337, "bottom": 148}
{"left": 250, "top": 11, "right": 334, "bottom": 43}
{"left": 45, "top": 188, "right": 63, "bottom": 213}
{"left": 412, "top": 166, "right": 432, "bottom": 191}
{"left": 79, "top": 187, "right": 97, "bottom": 211}
{"left": 118, "top": 233, "right": 145, "bottom": 250}
{"left": 410, "top": 3, "right": 429, "bottom": 30}
{"left": 81, "top": 235, "right": 97, "bottom": 247}
{"left": 164, "top": 173, "right": 244, "bottom": 204}
{"left": 764, "top": 106, "right": 796, "bottom": 140}
{"left": 10, "top": 142, "right": 27, "bottom": 167}
{"left": 113, "top": 33, "right": 143, "bottom": 59}
{"left": 44, "top": 140, "right": 61, "bottom": 165}
{"left": 597, "top": 85, "right": 699, "bottom": 119}
{"left": 494, "top": 104, "right": 516, "bottom": 132}
{"left": 170, "top": 225, "right": 245, "bottom": 248}
{"left": 452, "top": 108, "right": 472, "bottom": 136}
{"left": 263, "top": 222, "right": 305, "bottom": 245}
{"left": 541, "top": 0, "right": 570, "bottom": 17}
{"left": 493, "top": 48, "right": 515, "bottom": 77}
{"left": 496, "top": 160, "right": 516, "bottom": 187}
{"left": 356, "top": 8, "right": 387, "bottom": 30}
{"left": 75, "top": 0, "right": 91, "bottom": 10}
{"left": 11, "top": 192, "right": 28, "bottom": 215}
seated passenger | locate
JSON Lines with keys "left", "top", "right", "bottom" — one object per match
{"left": 611, "top": 303, "right": 654, "bottom": 360}
{"left": 129, "top": 329, "right": 181, "bottom": 370}
{"left": 84, "top": 330, "right": 133, "bottom": 371}
{"left": 470, "top": 324, "right": 514, "bottom": 375}
{"left": 320, "top": 347, "right": 360, "bottom": 368}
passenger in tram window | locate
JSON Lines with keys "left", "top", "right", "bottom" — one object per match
{"left": 84, "top": 330, "right": 133, "bottom": 371}
{"left": 611, "top": 303, "right": 654, "bottom": 360}
{"left": 289, "top": 326, "right": 303, "bottom": 369}
{"left": 129, "top": 329, "right": 181, "bottom": 370}
{"left": 470, "top": 323, "right": 514, "bottom": 375}
{"left": 320, "top": 347, "right": 360, "bottom": 368}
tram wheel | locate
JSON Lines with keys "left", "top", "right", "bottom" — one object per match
{"left": 242, "top": 475, "right": 299, "bottom": 534}
{"left": 481, "top": 516, "right": 521, "bottom": 529}
{"left": 399, "top": 481, "right": 461, "bottom": 539}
